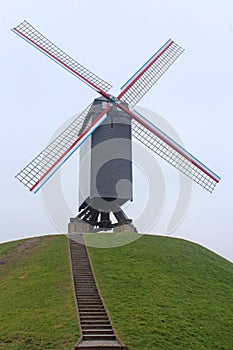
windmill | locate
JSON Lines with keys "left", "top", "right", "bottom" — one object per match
{"left": 12, "top": 21, "right": 220, "bottom": 230}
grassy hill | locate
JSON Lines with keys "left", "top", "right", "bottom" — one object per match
{"left": 0, "top": 236, "right": 79, "bottom": 350}
{"left": 0, "top": 234, "right": 232, "bottom": 350}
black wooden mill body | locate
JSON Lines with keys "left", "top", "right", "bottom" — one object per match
{"left": 78, "top": 97, "right": 133, "bottom": 228}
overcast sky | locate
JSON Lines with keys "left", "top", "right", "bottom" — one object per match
{"left": 1, "top": 0, "right": 233, "bottom": 261}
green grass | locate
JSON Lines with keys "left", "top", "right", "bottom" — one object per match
{"left": 0, "top": 235, "right": 79, "bottom": 350}
{"left": 87, "top": 234, "right": 233, "bottom": 350}
{"left": 0, "top": 233, "right": 232, "bottom": 350}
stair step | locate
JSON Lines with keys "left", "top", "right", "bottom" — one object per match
{"left": 80, "top": 320, "right": 111, "bottom": 325}
{"left": 79, "top": 309, "right": 106, "bottom": 312}
{"left": 78, "top": 300, "right": 103, "bottom": 303}
{"left": 80, "top": 316, "right": 109, "bottom": 321}
{"left": 76, "top": 284, "right": 97, "bottom": 287}
{"left": 75, "top": 282, "right": 96, "bottom": 285}
{"left": 79, "top": 307, "right": 105, "bottom": 311}
{"left": 76, "top": 286, "right": 98, "bottom": 288}
{"left": 75, "top": 275, "right": 95, "bottom": 277}
{"left": 82, "top": 324, "right": 112, "bottom": 329}
{"left": 78, "top": 302, "right": 102, "bottom": 305}
{"left": 79, "top": 310, "right": 106, "bottom": 314}
{"left": 74, "top": 345, "right": 122, "bottom": 350}
{"left": 77, "top": 293, "right": 100, "bottom": 296}
{"left": 75, "top": 284, "right": 97, "bottom": 287}
{"left": 77, "top": 289, "right": 98, "bottom": 292}
{"left": 79, "top": 306, "right": 104, "bottom": 310}
{"left": 78, "top": 298, "right": 101, "bottom": 301}
{"left": 83, "top": 329, "right": 114, "bottom": 335}
{"left": 79, "top": 296, "right": 102, "bottom": 298}
{"left": 83, "top": 334, "right": 116, "bottom": 341}
{"left": 79, "top": 311, "right": 107, "bottom": 317}
{"left": 78, "top": 300, "right": 102, "bottom": 303}
{"left": 78, "top": 300, "right": 102, "bottom": 304}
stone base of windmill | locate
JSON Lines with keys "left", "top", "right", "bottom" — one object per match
{"left": 68, "top": 217, "right": 138, "bottom": 234}
{"left": 113, "top": 223, "right": 138, "bottom": 233}
{"left": 68, "top": 217, "right": 90, "bottom": 234}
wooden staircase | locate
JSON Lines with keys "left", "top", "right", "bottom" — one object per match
{"left": 69, "top": 234, "right": 127, "bottom": 350}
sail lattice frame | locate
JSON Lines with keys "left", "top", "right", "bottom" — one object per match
{"left": 118, "top": 39, "right": 184, "bottom": 108}
{"left": 15, "top": 106, "right": 93, "bottom": 192}
{"left": 12, "top": 21, "right": 112, "bottom": 93}
{"left": 131, "top": 110, "right": 220, "bottom": 192}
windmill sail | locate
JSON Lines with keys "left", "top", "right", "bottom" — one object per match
{"left": 116, "top": 40, "right": 220, "bottom": 192}
{"left": 12, "top": 21, "right": 220, "bottom": 195}
{"left": 118, "top": 39, "right": 184, "bottom": 108}
{"left": 117, "top": 104, "right": 220, "bottom": 192}
{"left": 15, "top": 105, "right": 112, "bottom": 193}
{"left": 12, "top": 21, "right": 112, "bottom": 94}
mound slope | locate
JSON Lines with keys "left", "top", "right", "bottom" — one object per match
{"left": 0, "top": 235, "right": 79, "bottom": 350}
{"left": 0, "top": 234, "right": 232, "bottom": 350}
{"left": 88, "top": 235, "right": 233, "bottom": 350}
